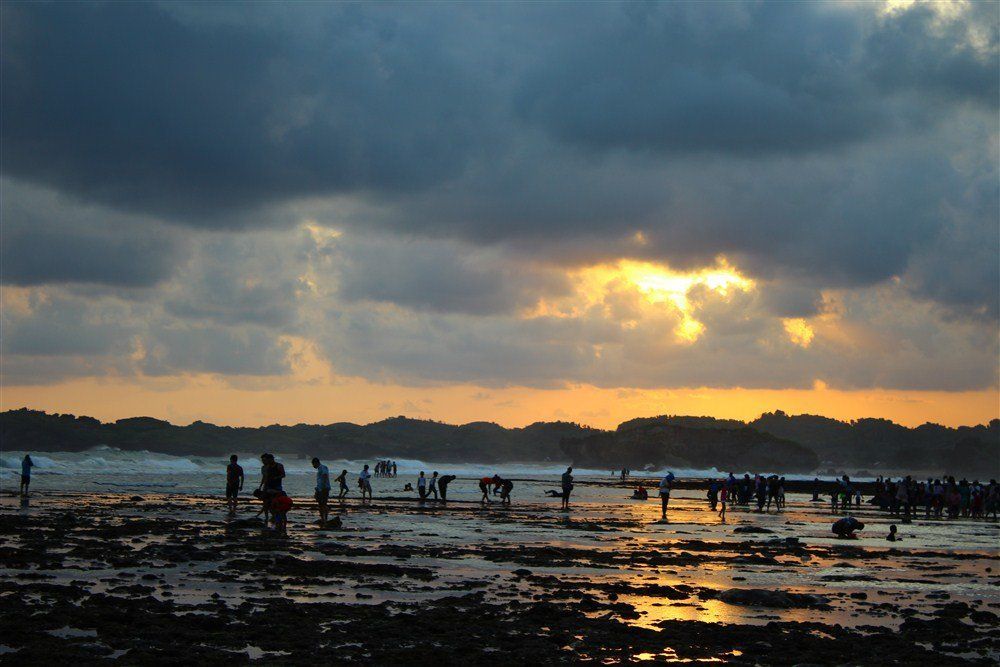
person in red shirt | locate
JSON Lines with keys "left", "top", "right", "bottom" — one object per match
{"left": 479, "top": 475, "right": 500, "bottom": 504}
{"left": 270, "top": 492, "right": 293, "bottom": 536}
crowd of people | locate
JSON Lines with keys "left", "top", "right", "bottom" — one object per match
{"left": 697, "top": 473, "right": 787, "bottom": 515}
{"left": 11, "top": 449, "right": 998, "bottom": 538}
{"left": 869, "top": 475, "right": 999, "bottom": 521}
{"left": 374, "top": 460, "right": 397, "bottom": 478}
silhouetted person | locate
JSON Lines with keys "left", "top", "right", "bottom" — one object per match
{"left": 20, "top": 454, "right": 33, "bottom": 497}
{"left": 313, "top": 458, "right": 331, "bottom": 526}
{"left": 226, "top": 455, "right": 244, "bottom": 515}
{"left": 438, "top": 474, "right": 456, "bottom": 502}
{"left": 561, "top": 467, "right": 574, "bottom": 510}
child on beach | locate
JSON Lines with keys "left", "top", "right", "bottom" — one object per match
{"left": 335, "top": 470, "right": 349, "bottom": 499}
{"left": 270, "top": 492, "right": 293, "bottom": 536}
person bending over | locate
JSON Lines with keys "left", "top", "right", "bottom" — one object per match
{"left": 832, "top": 516, "right": 865, "bottom": 539}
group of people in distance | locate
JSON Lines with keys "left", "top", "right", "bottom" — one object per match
{"left": 225, "top": 453, "right": 295, "bottom": 535}
{"left": 870, "top": 476, "right": 999, "bottom": 521}
{"left": 374, "top": 460, "right": 397, "bottom": 478}
{"left": 415, "top": 471, "right": 457, "bottom": 502}
{"left": 665, "top": 472, "right": 786, "bottom": 521}
{"left": 221, "top": 456, "right": 578, "bottom": 534}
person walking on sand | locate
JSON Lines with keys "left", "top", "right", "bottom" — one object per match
{"left": 225, "top": 455, "right": 244, "bottom": 515}
{"left": 438, "top": 474, "right": 456, "bottom": 502}
{"left": 561, "top": 467, "right": 574, "bottom": 510}
{"left": 313, "top": 458, "right": 331, "bottom": 526}
{"left": 659, "top": 471, "right": 675, "bottom": 520}
{"left": 359, "top": 464, "right": 373, "bottom": 501}
{"left": 429, "top": 471, "right": 440, "bottom": 501}
{"left": 335, "top": 469, "right": 349, "bottom": 500}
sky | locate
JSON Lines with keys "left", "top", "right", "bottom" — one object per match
{"left": 1, "top": 0, "right": 998, "bottom": 429}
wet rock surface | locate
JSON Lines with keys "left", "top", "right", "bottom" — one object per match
{"left": 1, "top": 492, "right": 998, "bottom": 664}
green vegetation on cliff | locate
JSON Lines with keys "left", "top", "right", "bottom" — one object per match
{"left": 2, "top": 408, "right": 996, "bottom": 474}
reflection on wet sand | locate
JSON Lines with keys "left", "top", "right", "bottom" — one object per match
{"left": 1, "top": 487, "right": 998, "bottom": 663}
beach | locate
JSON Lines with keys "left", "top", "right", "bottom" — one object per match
{"left": 2, "top": 474, "right": 998, "bottom": 664}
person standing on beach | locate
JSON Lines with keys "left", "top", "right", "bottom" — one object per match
{"left": 335, "top": 469, "right": 349, "bottom": 499}
{"left": 718, "top": 482, "right": 728, "bottom": 521}
{"left": 658, "top": 472, "right": 674, "bottom": 520}
{"left": 256, "top": 453, "right": 282, "bottom": 523}
{"left": 438, "top": 474, "right": 456, "bottom": 502}
{"left": 417, "top": 471, "right": 428, "bottom": 502}
{"left": 429, "top": 471, "right": 439, "bottom": 500}
{"left": 19, "top": 455, "right": 33, "bottom": 497}
{"left": 561, "top": 467, "right": 574, "bottom": 510}
{"left": 225, "top": 455, "right": 244, "bottom": 515}
{"left": 707, "top": 479, "right": 719, "bottom": 511}
{"left": 313, "top": 458, "right": 331, "bottom": 526}
{"left": 359, "top": 464, "right": 373, "bottom": 501}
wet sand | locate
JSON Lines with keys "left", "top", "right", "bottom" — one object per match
{"left": 2, "top": 482, "right": 998, "bottom": 664}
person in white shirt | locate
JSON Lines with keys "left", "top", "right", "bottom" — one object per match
{"left": 417, "top": 471, "right": 427, "bottom": 502}
{"left": 659, "top": 472, "right": 675, "bottom": 520}
{"left": 359, "top": 464, "right": 373, "bottom": 501}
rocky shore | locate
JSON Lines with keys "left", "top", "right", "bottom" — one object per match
{"left": 1, "top": 491, "right": 998, "bottom": 664}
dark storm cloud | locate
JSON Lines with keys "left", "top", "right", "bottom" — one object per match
{"left": 514, "top": 2, "right": 880, "bottom": 156}
{"left": 865, "top": 1, "right": 999, "bottom": 109}
{"left": 1, "top": 180, "right": 184, "bottom": 287}
{"left": 515, "top": 2, "right": 996, "bottom": 157}
{"left": 1, "top": 1, "right": 488, "bottom": 224}
{"left": 0, "top": 294, "right": 136, "bottom": 357}
{"left": 1, "top": 0, "right": 997, "bottom": 390}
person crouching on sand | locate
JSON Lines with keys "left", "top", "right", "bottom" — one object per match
{"left": 270, "top": 492, "right": 293, "bottom": 537}
{"left": 832, "top": 516, "right": 864, "bottom": 539}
